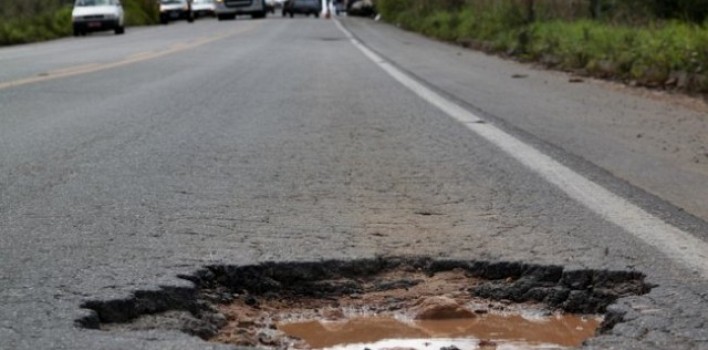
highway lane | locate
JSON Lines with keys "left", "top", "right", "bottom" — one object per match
{"left": 1, "top": 16, "right": 707, "bottom": 349}
{"left": 0, "top": 22, "right": 256, "bottom": 85}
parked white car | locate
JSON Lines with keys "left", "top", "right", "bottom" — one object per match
{"left": 72, "top": 0, "right": 125, "bottom": 36}
{"left": 192, "top": 0, "right": 216, "bottom": 17}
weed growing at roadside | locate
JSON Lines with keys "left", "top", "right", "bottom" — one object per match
{"left": 377, "top": 0, "right": 708, "bottom": 93}
{"left": 0, "top": 7, "right": 71, "bottom": 45}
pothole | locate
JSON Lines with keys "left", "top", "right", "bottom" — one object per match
{"left": 76, "top": 257, "right": 651, "bottom": 349}
{"left": 214, "top": 269, "right": 602, "bottom": 349}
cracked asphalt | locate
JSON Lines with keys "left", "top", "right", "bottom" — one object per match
{"left": 1, "top": 16, "right": 707, "bottom": 349}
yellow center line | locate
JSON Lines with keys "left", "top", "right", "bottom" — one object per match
{"left": 126, "top": 51, "right": 159, "bottom": 60}
{"left": 0, "top": 23, "right": 258, "bottom": 91}
{"left": 44, "top": 63, "right": 103, "bottom": 76}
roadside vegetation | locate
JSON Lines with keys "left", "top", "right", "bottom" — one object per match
{"left": 377, "top": 0, "right": 708, "bottom": 93}
{"left": 0, "top": 0, "right": 159, "bottom": 46}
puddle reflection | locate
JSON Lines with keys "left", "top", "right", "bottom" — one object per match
{"left": 278, "top": 313, "right": 600, "bottom": 350}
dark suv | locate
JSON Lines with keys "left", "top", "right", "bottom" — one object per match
{"left": 282, "top": 0, "right": 321, "bottom": 17}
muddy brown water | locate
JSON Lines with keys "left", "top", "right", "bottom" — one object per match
{"left": 213, "top": 268, "right": 603, "bottom": 349}
{"left": 278, "top": 313, "right": 600, "bottom": 349}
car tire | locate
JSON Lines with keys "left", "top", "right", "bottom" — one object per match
{"left": 289, "top": 12, "right": 293, "bottom": 18}
{"left": 314, "top": 12, "right": 319, "bottom": 18}
{"left": 73, "top": 25, "right": 80, "bottom": 37}
{"left": 115, "top": 26, "right": 125, "bottom": 35}
{"left": 218, "top": 14, "right": 236, "bottom": 20}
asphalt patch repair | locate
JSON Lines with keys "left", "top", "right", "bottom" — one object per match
{"left": 76, "top": 257, "right": 651, "bottom": 349}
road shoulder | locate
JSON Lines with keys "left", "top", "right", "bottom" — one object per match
{"left": 340, "top": 17, "right": 708, "bottom": 223}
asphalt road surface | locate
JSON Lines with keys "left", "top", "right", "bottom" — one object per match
{"left": 1, "top": 16, "right": 708, "bottom": 350}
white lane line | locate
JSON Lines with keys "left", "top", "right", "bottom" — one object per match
{"left": 334, "top": 19, "right": 708, "bottom": 278}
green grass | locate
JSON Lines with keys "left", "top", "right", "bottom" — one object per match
{"left": 0, "top": 6, "right": 72, "bottom": 45}
{"left": 123, "top": 0, "right": 159, "bottom": 26}
{"left": 523, "top": 20, "right": 708, "bottom": 89}
{"left": 377, "top": 0, "right": 708, "bottom": 93}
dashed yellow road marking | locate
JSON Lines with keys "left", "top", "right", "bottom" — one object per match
{"left": 126, "top": 51, "right": 158, "bottom": 60}
{"left": 0, "top": 23, "right": 258, "bottom": 91}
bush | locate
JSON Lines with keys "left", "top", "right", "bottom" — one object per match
{"left": 123, "top": 0, "right": 159, "bottom": 26}
{"left": 376, "top": 0, "right": 708, "bottom": 93}
{"left": 420, "top": 11, "right": 458, "bottom": 41}
{"left": 377, "top": 0, "right": 407, "bottom": 21}
{"left": 0, "top": 6, "right": 72, "bottom": 45}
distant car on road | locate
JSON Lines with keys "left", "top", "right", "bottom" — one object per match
{"left": 264, "top": 0, "right": 276, "bottom": 13}
{"left": 347, "top": 0, "right": 374, "bottom": 16}
{"left": 282, "top": 0, "right": 321, "bottom": 18}
{"left": 333, "top": 0, "right": 345, "bottom": 15}
{"left": 192, "top": 0, "right": 216, "bottom": 17}
{"left": 215, "top": 0, "right": 268, "bottom": 20}
{"left": 159, "top": 0, "right": 194, "bottom": 24}
{"left": 71, "top": 0, "right": 125, "bottom": 36}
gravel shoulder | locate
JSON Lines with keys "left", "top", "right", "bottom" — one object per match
{"left": 340, "top": 17, "right": 708, "bottom": 222}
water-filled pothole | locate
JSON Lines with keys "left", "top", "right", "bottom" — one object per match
{"left": 214, "top": 269, "right": 601, "bottom": 349}
{"left": 76, "top": 257, "right": 650, "bottom": 349}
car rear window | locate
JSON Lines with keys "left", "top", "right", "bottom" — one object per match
{"left": 75, "top": 0, "right": 116, "bottom": 6}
